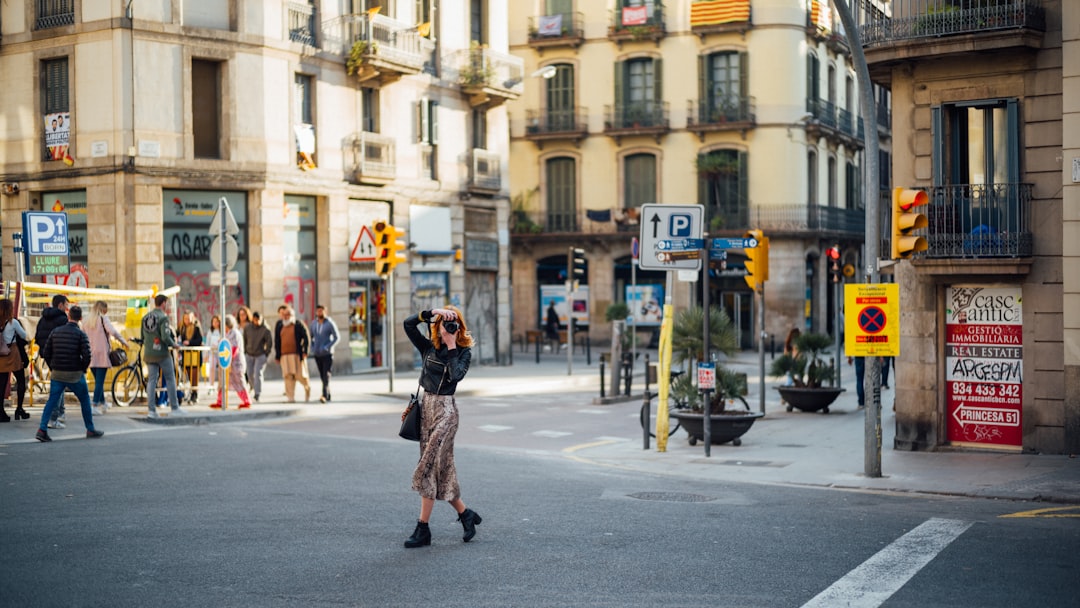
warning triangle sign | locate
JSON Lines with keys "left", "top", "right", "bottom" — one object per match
{"left": 350, "top": 224, "right": 376, "bottom": 262}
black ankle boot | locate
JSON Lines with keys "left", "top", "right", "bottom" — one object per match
{"left": 404, "top": 521, "right": 431, "bottom": 548}
{"left": 458, "top": 509, "right": 482, "bottom": 542}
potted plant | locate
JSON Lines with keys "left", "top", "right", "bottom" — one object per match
{"left": 346, "top": 40, "right": 379, "bottom": 78}
{"left": 769, "top": 332, "right": 845, "bottom": 413}
{"left": 664, "top": 306, "right": 764, "bottom": 446}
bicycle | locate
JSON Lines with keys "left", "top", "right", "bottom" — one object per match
{"left": 111, "top": 338, "right": 147, "bottom": 407}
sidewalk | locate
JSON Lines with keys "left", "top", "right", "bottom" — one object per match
{"left": 3, "top": 349, "right": 1077, "bottom": 504}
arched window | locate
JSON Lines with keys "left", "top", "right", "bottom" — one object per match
{"left": 828, "top": 155, "right": 837, "bottom": 207}
{"left": 545, "top": 64, "right": 575, "bottom": 131}
{"left": 808, "top": 150, "right": 818, "bottom": 205}
{"left": 624, "top": 153, "right": 656, "bottom": 209}
{"left": 546, "top": 157, "right": 577, "bottom": 232}
{"left": 697, "top": 149, "right": 748, "bottom": 226}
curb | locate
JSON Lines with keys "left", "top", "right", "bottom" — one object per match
{"left": 131, "top": 408, "right": 303, "bottom": 426}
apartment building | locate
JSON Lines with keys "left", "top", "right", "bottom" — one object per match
{"left": 861, "top": 0, "right": 1078, "bottom": 454}
{"left": 0, "top": 0, "right": 518, "bottom": 372}
{"left": 507, "top": 0, "right": 891, "bottom": 350}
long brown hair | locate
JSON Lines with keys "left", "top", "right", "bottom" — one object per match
{"left": 432, "top": 305, "right": 473, "bottom": 349}
{"left": 0, "top": 298, "right": 13, "bottom": 329}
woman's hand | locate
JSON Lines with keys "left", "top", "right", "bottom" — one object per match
{"left": 431, "top": 308, "right": 457, "bottom": 321}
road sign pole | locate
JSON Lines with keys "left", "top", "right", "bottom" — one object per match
{"left": 387, "top": 271, "right": 395, "bottom": 393}
{"left": 835, "top": 279, "right": 842, "bottom": 389}
{"left": 701, "top": 235, "right": 711, "bottom": 457}
{"left": 218, "top": 197, "right": 226, "bottom": 332}
{"left": 759, "top": 283, "right": 766, "bottom": 415}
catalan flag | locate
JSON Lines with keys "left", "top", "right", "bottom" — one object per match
{"left": 690, "top": 0, "right": 751, "bottom": 27}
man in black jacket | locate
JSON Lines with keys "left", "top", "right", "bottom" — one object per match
{"left": 35, "top": 305, "right": 103, "bottom": 442}
{"left": 35, "top": 294, "right": 70, "bottom": 427}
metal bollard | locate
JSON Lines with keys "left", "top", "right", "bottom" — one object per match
{"left": 642, "top": 390, "right": 651, "bottom": 450}
{"left": 771, "top": 334, "right": 776, "bottom": 360}
{"left": 644, "top": 353, "right": 651, "bottom": 394}
{"left": 599, "top": 358, "right": 606, "bottom": 399}
{"left": 586, "top": 337, "right": 591, "bottom": 365}
{"left": 535, "top": 334, "right": 540, "bottom": 364}
{"left": 623, "top": 355, "right": 632, "bottom": 396}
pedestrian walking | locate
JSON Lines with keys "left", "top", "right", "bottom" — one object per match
{"left": 178, "top": 310, "right": 203, "bottom": 403}
{"left": 35, "top": 294, "right": 70, "bottom": 427}
{"left": 0, "top": 299, "right": 31, "bottom": 422}
{"left": 86, "top": 301, "right": 129, "bottom": 415}
{"left": 242, "top": 311, "right": 273, "bottom": 402}
{"left": 880, "top": 356, "right": 893, "bottom": 389}
{"left": 402, "top": 305, "right": 481, "bottom": 548}
{"left": 141, "top": 294, "right": 185, "bottom": 418}
{"left": 34, "top": 305, "right": 104, "bottom": 442}
{"left": 205, "top": 315, "right": 222, "bottom": 399}
{"left": 274, "top": 305, "right": 311, "bottom": 403}
{"left": 236, "top": 306, "right": 252, "bottom": 331}
{"left": 213, "top": 314, "right": 251, "bottom": 408}
{"left": 310, "top": 304, "right": 340, "bottom": 403}
{"left": 545, "top": 302, "right": 560, "bottom": 344}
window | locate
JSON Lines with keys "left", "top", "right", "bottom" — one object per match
{"left": 546, "top": 157, "right": 577, "bottom": 232}
{"left": 470, "top": 0, "right": 485, "bottom": 44}
{"left": 827, "top": 64, "right": 836, "bottom": 105}
{"left": 415, "top": 0, "right": 432, "bottom": 24}
{"left": 697, "top": 149, "right": 748, "bottom": 226}
{"left": 36, "top": 0, "right": 74, "bottom": 29}
{"left": 41, "top": 57, "right": 70, "bottom": 162}
{"left": 294, "top": 74, "right": 315, "bottom": 169}
{"left": 828, "top": 155, "right": 837, "bottom": 207}
{"left": 472, "top": 109, "right": 487, "bottom": 150}
{"left": 845, "top": 161, "right": 861, "bottom": 209}
{"left": 191, "top": 59, "right": 222, "bottom": 159}
{"left": 624, "top": 154, "right": 656, "bottom": 209}
{"left": 294, "top": 74, "right": 313, "bottom": 126}
{"left": 283, "top": 195, "right": 318, "bottom": 320}
{"left": 807, "top": 54, "right": 820, "bottom": 101}
{"left": 808, "top": 150, "right": 818, "bottom": 205}
{"left": 845, "top": 75, "right": 854, "bottom": 115}
{"left": 614, "top": 57, "right": 662, "bottom": 128}
{"left": 362, "top": 88, "right": 379, "bottom": 133}
{"left": 545, "top": 64, "right": 575, "bottom": 131}
{"left": 417, "top": 98, "right": 438, "bottom": 179}
{"left": 933, "top": 100, "right": 1019, "bottom": 187}
{"left": 699, "top": 51, "right": 747, "bottom": 122}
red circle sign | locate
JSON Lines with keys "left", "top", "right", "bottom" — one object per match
{"left": 858, "top": 306, "right": 887, "bottom": 334}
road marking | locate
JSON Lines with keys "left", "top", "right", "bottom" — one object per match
{"left": 562, "top": 439, "right": 619, "bottom": 454}
{"left": 800, "top": 518, "right": 972, "bottom": 608}
{"left": 576, "top": 408, "right": 613, "bottom": 415}
{"left": 476, "top": 424, "right": 513, "bottom": 433}
{"left": 1000, "top": 506, "right": 1080, "bottom": 519}
{"left": 533, "top": 430, "right": 573, "bottom": 438}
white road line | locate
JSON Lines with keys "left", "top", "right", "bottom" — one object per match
{"left": 476, "top": 424, "right": 514, "bottom": 433}
{"left": 801, "top": 518, "right": 973, "bottom": 608}
{"left": 532, "top": 430, "right": 573, "bottom": 438}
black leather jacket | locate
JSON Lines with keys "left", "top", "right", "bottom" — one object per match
{"left": 404, "top": 312, "right": 471, "bottom": 395}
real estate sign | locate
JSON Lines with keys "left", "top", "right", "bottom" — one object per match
{"left": 945, "top": 286, "right": 1023, "bottom": 448}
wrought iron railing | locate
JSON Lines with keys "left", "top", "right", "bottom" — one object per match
{"left": 470, "top": 149, "right": 502, "bottom": 191}
{"left": 450, "top": 46, "right": 525, "bottom": 94}
{"left": 687, "top": 95, "right": 756, "bottom": 126}
{"left": 348, "top": 132, "right": 396, "bottom": 180}
{"left": 920, "top": 183, "right": 1033, "bottom": 258}
{"left": 525, "top": 107, "right": 588, "bottom": 135}
{"left": 807, "top": 98, "right": 838, "bottom": 129}
{"left": 287, "top": 2, "right": 317, "bottom": 46}
{"left": 711, "top": 205, "right": 865, "bottom": 235}
{"left": 604, "top": 102, "right": 670, "bottom": 130}
{"left": 528, "top": 11, "right": 585, "bottom": 42}
{"left": 36, "top": 0, "right": 74, "bottom": 29}
{"left": 322, "top": 13, "right": 434, "bottom": 71}
{"left": 859, "top": 0, "right": 1046, "bottom": 46}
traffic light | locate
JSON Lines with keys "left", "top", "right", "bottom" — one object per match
{"left": 567, "top": 247, "right": 586, "bottom": 291}
{"left": 743, "top": 230, "right": 769, "bottom": 291}
{"left": 891, "top": 187, "right": 929, "bottom": 260}
{"left": 827, "top": 245, "right": 842, "bottom": 283}
{"left": 373, "top": 220, "right": 408, "bottom": 277}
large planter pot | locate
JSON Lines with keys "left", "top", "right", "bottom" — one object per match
{"left": 775, "top": 386, "right": 845, "bottom": 413}
{"left": 669, "top": 410, "right": 764, "bottom": 446}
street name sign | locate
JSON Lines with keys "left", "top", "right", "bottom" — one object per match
{"left": 638, "top": 204, "right": 704, "bottom": 271}
{"left": 711, "top": 237, "right": 759, "bottom": 250}
{"left": 844, "top": 283, "right": 900, "bottom": 357}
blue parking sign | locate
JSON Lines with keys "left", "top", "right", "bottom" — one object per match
{"left": 21, "top": 211, "right": 69, "bottom": 276}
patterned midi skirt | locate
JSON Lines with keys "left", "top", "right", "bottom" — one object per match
{"left": 411, "top": 393, "right": 461, "bottom": 501}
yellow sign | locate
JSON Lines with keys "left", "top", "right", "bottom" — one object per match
{"left": 844, "top": 283, "right": 900, "bottom": 357}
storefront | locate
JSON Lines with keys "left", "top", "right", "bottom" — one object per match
{"left": 347, "top": 200, "right": 392, "bottom": 371}
{"left": 283, "top": 195, "right": 317, "bottom": 321}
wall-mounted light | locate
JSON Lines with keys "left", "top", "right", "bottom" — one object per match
{"left": 530, "top": 66, "right": 557, "bottom": 80}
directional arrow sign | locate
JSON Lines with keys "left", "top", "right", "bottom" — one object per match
{"left": 656, "top": 238, "right": 705, "bottom": 251}
{"left": 952, "top": 402, "right": 1020, "bottom": 427}
{"left": 638, "top": 204, "right": 704, "bottom": 271}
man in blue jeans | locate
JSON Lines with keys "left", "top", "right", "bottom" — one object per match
{"left": 141, "top": 294, "right": 186, "bottom": 418}
{"left": 35, "top": 305, "right": 103, "bottom": 442}
{"left": 309, "top": 304, "right": 340, "bottom": 403}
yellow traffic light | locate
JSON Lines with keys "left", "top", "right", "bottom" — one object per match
{"left": 743, "top": 230, "right": 768, "bottom": 291}
{"left": 372, "top": 220, "right": 408, "bottom": 276}
{"left": 891, "top": 187, "right": 929, "bottom": 260}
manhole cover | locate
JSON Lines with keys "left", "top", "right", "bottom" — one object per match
{"left": 627, "top": 492, "right": 716, "bottom": 503}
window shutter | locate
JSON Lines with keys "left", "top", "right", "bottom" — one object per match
{"left": 697, "top": 154, "right": 707, "bottom": 206}
{"left": 739, "top": 51, "right": 748, "bottom": 99}
{"left": 614, "top": 61, "right": 623, "bottom": 109}
{"left": 697, "top": 55, "right": 705, "bottom": 116}
{"left": 1006, "top": 98, "right": 1019, "bottom": 183}
{"left": 653, "top": 58, "right": 663, "bottom": 106}
{"left": 931, "top": 105, "right": 943, "bottom": 186}
{"left": 417, "top": 99, "right": 428, "bottom": 143}
{"left": 429, "top": 100, "right": 439, "bottom": 145}
{"left": 738, "top": 151, "right": 749, "bottom": 208}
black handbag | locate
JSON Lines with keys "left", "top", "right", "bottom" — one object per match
{"left": 103, "top": 320, "right": 128, "bottom": 367}
{"left": 399, "top": 389, "right": 422, "bottom": 442}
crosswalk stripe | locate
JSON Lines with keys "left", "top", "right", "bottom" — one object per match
{"left": 533, "top": 430, "right": 573, "bottom": 438}
{"left": 476, "top": 424, "right": 514, "bottom": 433}
{"left": 800, "top": 518, "right": 973, "bottom": 608}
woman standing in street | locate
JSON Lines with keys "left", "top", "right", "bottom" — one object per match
{"left": 86, "top": 301, "right": 128, "bottom": 415}
{"left": 401, "top": 305, "right": 480, "bottom": 548}
{"left": 213, "top": 314, "right": 250, "bottom": 409}
{"left": 178, "top": 310, "right": 204, "bottom": 403}
{"left": 0, "top": 298, "right": 31, "bottom": 422}
{"left": 205, "top": 315, "right": 222, "bottom": 400}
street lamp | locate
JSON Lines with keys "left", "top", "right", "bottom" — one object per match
{"left": 530, "top": 66, "right": 557, "bottom": 79}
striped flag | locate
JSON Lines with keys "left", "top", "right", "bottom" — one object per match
{"left": 690, "top": 0, "right": 751, "bottom": 26}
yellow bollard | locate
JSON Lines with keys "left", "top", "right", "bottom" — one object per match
{"left": 655, "top": 304, "right": 674, "bottom": 452}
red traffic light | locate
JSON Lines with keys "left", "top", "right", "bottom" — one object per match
{"left": 827, "top": 245, "right": 841, "bottom": 261}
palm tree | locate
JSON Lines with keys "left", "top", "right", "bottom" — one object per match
{"left": 670, "top": 305, "right": 737, "bottom": 367}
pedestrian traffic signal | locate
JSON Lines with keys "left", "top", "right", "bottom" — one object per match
{"left": 567, "top": 247, "right": 586, "bottom": 291}
{"left": 827, "top": 245, "right": 842, "bottom": 283}
{"left": 373, "top": 220, "right": 408, "bottom": 276}
{"left": 743, "top": 230, "right": 768, "bottom": 291}
{"left": 891, "top": 187, "right": 929, "bottom": 260}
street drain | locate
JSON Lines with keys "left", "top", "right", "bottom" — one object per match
{"left": 627, "top": 492, "right": 716, "bottom": 503}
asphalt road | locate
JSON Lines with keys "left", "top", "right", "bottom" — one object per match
{"left": 2, "top": 418, "right": 1077, "bottom": 608}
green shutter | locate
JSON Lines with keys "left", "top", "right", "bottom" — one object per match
{"left": 738, "top": 151, "right": 749, "bottom": 209}
{"left": 697, "top": 55, "right": 705, "bottom": 121}
{"left": 931, "top": 105, "right": 943, "bottom": 186}
{"left": 653, "top": 57, "right": 663, "bottom": 106}
{"left": 614, "top": 61, "right": 624, "bottom": 124}
{"left": 1006, "top": 98, "right": 1019, "bottom": 183}
{"left": 739, "top": 51, "right": 748, "bottom": 99}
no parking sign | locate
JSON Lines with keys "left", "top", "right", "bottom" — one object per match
{"left": 844, "top": 284, "right": 899, "bottom": 357}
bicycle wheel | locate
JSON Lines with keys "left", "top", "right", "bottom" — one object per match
{"left": 641, "top": 394, "right": 682, "bottom": 438}
{"left": 112, "top": 366, "right": 143, "bottom": 407}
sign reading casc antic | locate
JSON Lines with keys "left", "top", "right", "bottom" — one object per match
{"left": 844, "top": 283, "right": 900, "bottom": 357}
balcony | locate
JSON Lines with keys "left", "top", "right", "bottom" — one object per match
{"left": 603, "top": 102, "right": 670, "bottom": 144}
{"left": 468, "top": 149, "right": 502, "bottom": 195}
{"left": 322, "top": 13, "right": 435, "bottom": 86}
{"left": 690, "top": 0, "right": 752, "bottom": 39}
{"left": 859, "top": 0, "right": 1046, "bottom": 66}
{"left": 36, "top": 0, "right": 74, "bottom": 29}
{"left": 686, "top": 96, "right": 756, "bottom": 141}
{"left": 608, "top": 3, "right": 666, "bottom": 47}
{"left": 347, "top": 132, "right": 396, "bottom": 185}
{"left": 527, "top": 12, "right": 585, "bottom": 53}
{"left": 907, "top": 183, "right": 1033, "bottom": 259}
{"left": 523, "top": 107, "right": 589, "bottom": 148}
{"left": 451, "top": 45, "right": 524, "bottom": 108}
{"left": 806, "top": 98, "right": 864, "bottom": 150}
{"left": 707, "top": 205, "right": 866, "bottom": 238}
{"left": 287, "top": 2, "right": 317, "bottom": 46}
